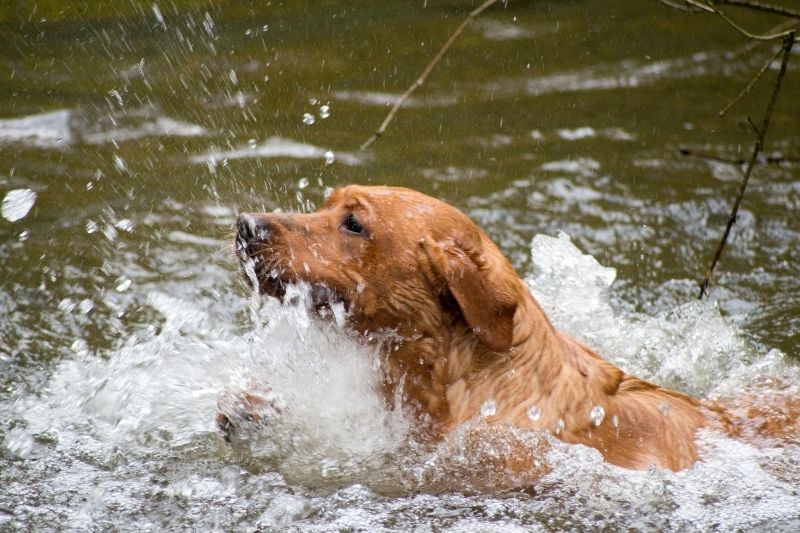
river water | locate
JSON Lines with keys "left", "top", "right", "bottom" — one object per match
{"left": 1, "top": 1, "right": 799, "bottom": 530}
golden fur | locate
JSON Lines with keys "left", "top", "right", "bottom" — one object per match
{"left": 228, "top": 185, "right": 796, "bottom": 471}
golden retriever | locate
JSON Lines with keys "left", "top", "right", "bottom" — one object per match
{"left": 224, "top": 185, "right": 797, "bottom": 472}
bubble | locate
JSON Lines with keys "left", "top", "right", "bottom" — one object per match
{"left": 554, "top": 418, "right": 565, "bottom": 435}
{"left": 302, "top": 113, "right": 315, "bottom": 125}
{"left": 1, "top": 189, "right": 37, "bottom": 222}
{"left": 480, "top": 399, "right": 497, "bottom": 418}
{"left": 297, "top": 178, "right": 309, "bottom": 189}
{"left": 86, "top": 220, "right": 98, "bottom": 234}
{"left": 19, "top": 230, "right": 29, "bottom": 241}
{"left": 527, "top": 405, "right": 541, "bottom": 422}
{"left": 589, "top": 405, "right": 605, "bottom": 427}
{"left": 323, "top": 151, "right": 335, "bottom": 165}
{"left": 318, "top": 105, "right": 330, "bottom": 119}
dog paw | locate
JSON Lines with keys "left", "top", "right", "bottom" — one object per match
{"left": 216, "top": 388, "right": 285, "bottom": 443}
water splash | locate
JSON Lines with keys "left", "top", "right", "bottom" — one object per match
{"left": 1, "top": 189, "right": 37, "bottom": 222}
{"left": 3, "top": 232, "right": 799, "bottom": 530}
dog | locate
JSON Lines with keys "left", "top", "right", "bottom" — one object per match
{"left": 224, "top": 185, "right": 796, "bottom": 472}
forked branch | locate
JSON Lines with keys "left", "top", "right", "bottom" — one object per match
{"left": 698, "top": 33, "right": 795, "bottom": 299}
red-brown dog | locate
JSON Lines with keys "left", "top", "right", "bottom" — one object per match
{"left": 227, "top": 185, "right": 796, "bottom": 471}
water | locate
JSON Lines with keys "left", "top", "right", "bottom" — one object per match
{"left": 3, "top": 234, "right": 799, "bottom": 530}
{"left": 1, "top": 1, "right": 799, "bottom": 530}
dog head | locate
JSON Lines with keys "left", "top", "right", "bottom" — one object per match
{"left": 235, "top": 185, "right": 519, "bottom": 352}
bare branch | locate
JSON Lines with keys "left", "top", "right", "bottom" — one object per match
{"left": 706, "top": 2, "right": 798, "bottom": 40}
{"left": 699, "top": 33, "right": 795, "bottom": 299}
{"left": 715, "top": 0, "right": 800, "bottom": 20}
{"left": 360, "top": 0, "right": 500, "bottom": 151}
{"left": 719, "top": 44, "right": 784, "bottom": 116}
{"left": 656, "top": 0, "right": 702, "bottom": 12}
{"left": 731, "top": 19, "right": 798, "bottom": 59}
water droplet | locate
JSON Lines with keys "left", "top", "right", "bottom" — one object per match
{"left": 323, "top": 150, "right": 335, "bottom": 165}
{"left": 18, "top": 230, "right": 29, "bottom": 241}
{"left": 102, "top": 224, "right": 118, "bottom": 241}
{"left": 114, "top": 155, "right": 127, "bottom": 172}
{"left": 308, "top": 98, "right": 319, "bottom": 106}
{"left": 86, "top": 181, "right": 94, "bottom": 191}
{"left": 659, "top": 402, "right": 671, "bottom": 416}
{"left": 115, "top": 219, "right": 134, "bottom": 232}
{"left": 589, "top": 405, "right": 605, "bottom": 427}
{"left": 554, "top": 418, "right": 565, "bottom": 435}
{"left": 86, "top": 220, "right": 98, "bottom": 234}
{"left": 5, "top": 427, "right": 33, "bottom": 458}
{"left": 77, "top": 299, "right": 94, "bottom": 315}
{"left": 612, "top": 415, "right": 619, "bottom": 427}
{"left": 297, "top": 178, "right": 309, "bottom": 189}
{"left": 480, "top": 399, "right": 497, "bottom": 418}
{"left": 1, "top": 189, "right": 37, "bottom": 222}
{"left": 58, "top": 298, "right": 77, "bottom": 313}
{"left": 302, "top": 113, "right": 315, "bottom": 125}
{"left": 527, "top": 405, "right": 541, "bottom": 422}
{"left": 71, "top": 339, "right": 90, "bottom": 357}
{"left": 115, "top": 277, "right": 132, "bottom": 292}
{"left": 318, "top": 104, "right": 330, "bottom": 119}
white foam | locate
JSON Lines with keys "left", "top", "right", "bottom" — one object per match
{"left": 0, "top": 109, "right": 72, "bottom": 148}
{"left": 13, "top": 289, "right": 408, "bottom": 483}
{"left": 4, "top": 232, "right": 799, "bottom": 530}
{"left": 83, "top": 116, "right": 207, "bottom": 144}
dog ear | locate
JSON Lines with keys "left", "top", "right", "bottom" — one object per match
{"left": 421, "top": 236, "right": 517, "bottom": 353}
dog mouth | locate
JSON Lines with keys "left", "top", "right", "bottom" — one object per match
{"left": 236, "top": 235, "right": 347, "bottom": 314}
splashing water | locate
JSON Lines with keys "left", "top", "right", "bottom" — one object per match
{"left": 1, "top": 189, "right": 37, "bottom": 222}
{"left": 2, "top": 233, "right": 799, "bottom": 530}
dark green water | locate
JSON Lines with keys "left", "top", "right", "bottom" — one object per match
{"left": 1, "top": 1, "right": 799, "bottom": 530}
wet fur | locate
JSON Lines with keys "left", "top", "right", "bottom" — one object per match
{"left": 227, "top": 185, "right": 797, "bottom": 472}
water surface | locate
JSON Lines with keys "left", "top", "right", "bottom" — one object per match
{"left": 1, "top": 1, "right": 799, "bottom": 530}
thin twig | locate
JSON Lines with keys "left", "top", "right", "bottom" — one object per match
{"left": 715, "top": 0, "right": 800, "bottom": 20}
{"left": 360, "top": 0, "right": 500, "bottom": 151}
{"left": 707, "top": 2, "right": 797, "bottom": 40}
{"left": 656, "top": 0, "right": 703, "bottom": 12}
{"left": 699, "top": 32, "right": 795, "bottom": 299}
{"left": 679, "top": 147, "right": 800, "bottom": 165}
{"left": 679, "top": 148, "right": 747, "bottom": 165}
{"left": 731, "top": 19, "right": 798, "bottom": 59}
{"left": 719, "top": 44, "right": 784, "bottom": 116}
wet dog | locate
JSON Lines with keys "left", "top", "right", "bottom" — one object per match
{"left": 222, "top": 185, "right": 795, "bottom": 471}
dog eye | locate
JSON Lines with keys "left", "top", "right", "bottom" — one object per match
{"left": 342, "top": 213, "right": 365, "bottom": 235}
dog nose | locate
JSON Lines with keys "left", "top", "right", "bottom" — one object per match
{"left": 236, "top": 214, "right": 272, "bottom": 243}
